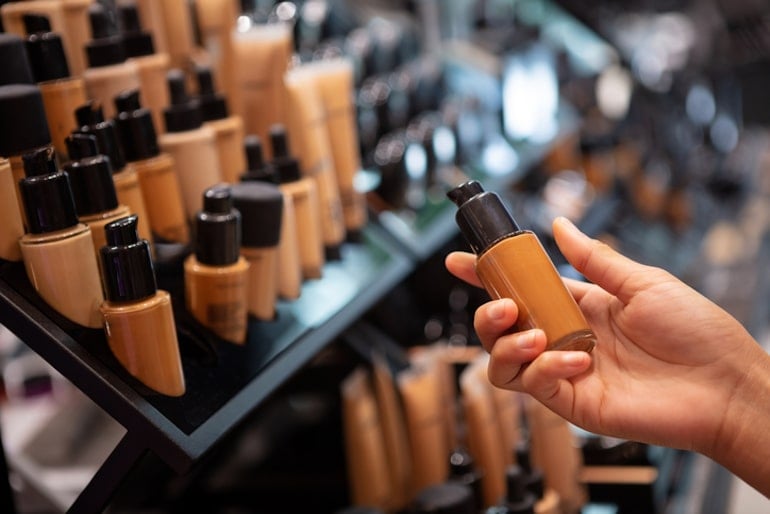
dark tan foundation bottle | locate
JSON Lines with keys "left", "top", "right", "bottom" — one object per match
{"left": 184, "top": 185, "right": 250, "bottom": 345}
{"left": 23, "top": 14, "right": 88, "bottom": 162}
{"left": 448, "top": 181, "right": 596, "bottom": 352}
{"left": 99, "top": 215, "right": 186, "bottom": 397}
{"left": 114, "top": 89, "right": 190, "bottom": 244}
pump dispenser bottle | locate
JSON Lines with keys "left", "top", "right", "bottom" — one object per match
{"left": 184, "top": 185, "right": 250, "bottom": 344}
{"left": 195, "top": 65, "right": 246, "bottom": 184}
{"left": 118, "top": 3, "right": 171, "bottom": 135}
{"left": 230, "top": 181, "right": 283, "bottom": 321}
{"left": 23, "top": 14, "right": 88, "bottom": 161}
{"left": 18, "top": 146, "right": 104, "bottom": 328}
{"left": 83, "top": 3, "right": 140, "bottom": 119}
{"left": 159, "top": 69, "right": 223, "bottom": 221}
{"left": 447, "top": 181, "right": 596, "bottom": 352}
{"left": 270, "top": 125, "right": 324, "bottom": 280}
{"left": 100, "top": 215, "right": 186, "bottom": 397}
{"left": 63, "top": 133, "right": 131, "bottom": 256}
{"left": 114, "top": 89, "right": 189, "bottom": 244}
{"left": 241, "top": 135, "right": 302, "bottom": 300}
{"left": 75, "top": 101, "right": 153, "bottom": 249}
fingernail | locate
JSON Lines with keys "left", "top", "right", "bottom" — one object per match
{"left": 487, "top": 299, "right": 509, "bottom": 320}
{"left": 516, "top": 331, "right": 536, "bottom": 350}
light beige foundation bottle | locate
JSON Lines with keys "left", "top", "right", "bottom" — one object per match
{"left": 118, "top": 3, "right": 171, "bottom": 136}
{"left": 75, "top": 101, "right": 153, "bottom": 250}
{"left": 195, "top": 66, "right": 246, "bottom": 184}
{"left": 230, "top": 182, "right": 283, "bottom": 321}
{"left": 305, "top": 57, "right": 368, "bottom": 237}
{"left": 18, "top": 146, "right": 104, "bottom": 328}
{"left": 448, "top": 181, "right": 596, "bottom": 353}
{"left": 284, "top": 64, "right": 346, "bottom": 259}
{"left": 114, "top": 89, "right": 190, "bottom": 244}
{"left": 193, "top": 0, "right": 239, "bottom": 113}
{"left": 232, "top": 20, "right": 292, "bottom": 157}
{"left": 0, "top": 158, "right": 24, "bottom": 262}
{"left": 63, "top": 133, "right": 130, "bottom": 257}
{"left": 240, "top": 136, "right": 302, "bottom": 300}
{"left": 159, "top": 69, "right": 223, "bottom": 221}
{"left": 83, "top": 3, "right": 141, "bottom": 120}
{"left": 184, "top": 185, "right": 250, "bottom": 345}
{"left": 131, "top": 0, "right": 169, "bottom": 55}
{"left": 0, "top": 84, "right": 53, "bottom": 228}
{"left": 270, "top": 125, "right": 324, "bottom": 280}
{"left": 156, "top": 0, "right": 196, "bottom": 71}
{"left": 99, "top": 215, "right": 185, "bottom": 397}
{"left": 23, "top": 15, "right": 88, "bottom": 161}
{"left": 1, "top": 0, "right": 91, "bottom": 77}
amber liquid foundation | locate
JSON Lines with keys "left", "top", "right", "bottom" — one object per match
{"left": 448, "top": 181, "right": 596, "bottom": 352}
{"left": 39, "top": 79, "right": 88, "bottom": 160}
{"left": 308, "top": 58, "right": 368, "bottom": 235}
{"left": 157, "top": 0, "right": 196, "bottom": 70}
{"left": 284, "top": 65, "right": 346, "bottom": 256}
{"left": 276, "top": 193, "right": 302, "bottom": 299}
{"left": 193, "top": 0, "right": 239, "bottom": 115}
{"left": 131, "top": 53, "right": 171, "bottom": 135}
{"left": 83, "top": 61, "right": 141, "bottom": 119}
{"left": 184, "top": 185, "right": 250, "bottom": 345}
{"left": 0, "top": 159, "right": 24, "bottom": 261}
{"left": 99, "top": 215, "right": 185, "bottom": 397}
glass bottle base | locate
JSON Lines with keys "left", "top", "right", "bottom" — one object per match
{"left": 548, "top": 329, "right": 596, "bottom": 353}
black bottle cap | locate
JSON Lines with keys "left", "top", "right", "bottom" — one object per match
{"left": 75, "top": 101, "right": 127, "bottom": 172}
{"left": 118, "top": 3, "right": 155, "bottom": 58}
{"left": 195, "top": 66, "right": 229, "bottom": 121}
{"left": 230, "top": 182, "right": 283, "bottom": 248}
{"left": 240, "top": 135, "right": 278, "bottom": 183}
{"left": 449, "top": 448, "right": 485, "bottom": 511}
{"left": 447, "top": 180, "right": 520, "bottom": 255}
{"left": 515, "top": 443, "right": 544, "bottom": 500}
{"left": 114, "top": 89, "right": 160, "bottom": 161}
{"left": 411, "top": 482, "right": 476, "bottom": 514}
{"left": 504, "top": 465, "right": 536, "bottom": 514}
{"left": 64, "top": 133, "right": 119, "bottom": 216}
{"left": 164, "top": 69, "right": 203, "bottom": 133}
{"left": 101, "top": 215, "right": 158, "bottom": 302}
{"left": 24, "top": 20, "right": 71, "bottom": 82}
{"left": 0, "top": 84, "right": 51, "bottom": 157}
{"left": 269, "top": 125, "right": 301, "bottom": 183}
{"left": 373, "top": 132, "right": 409, "bottom": 209}
{"left": 19, "top": 146, "right": 79, "bottom": 234}
{"left": 86, "top": 3, "right": 128, "bottom": 68}
{"left": 0, "top": 33, "right": 34, "bottom": 86}
{"left": 194, "top": 185, "right": 242, "bottom": 265}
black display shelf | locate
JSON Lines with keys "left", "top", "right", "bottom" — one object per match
{"left": 0, "top": 223, "right": 412, "bottom": 493}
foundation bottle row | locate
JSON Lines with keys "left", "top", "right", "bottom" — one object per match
{"left": 341, "top": 344, "right": 583, "bottom": 514}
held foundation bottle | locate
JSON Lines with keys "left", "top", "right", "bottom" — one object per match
{"left": 241, "top": 136, "right": 302, "bottom": 300}
{"left": 270, "top": 125, "right": 324, "bottom": 280}
{"left": 114, "top": 89, "right": 190, "bottom": 244}
{"left": 230, "top": 182, "right": 283, "bottom": 321}
{"left": 83, "top": 3, "right": 141, "bottom": 119}
{"left": 0, "top": 84, "right": 52, "bottom": 227}
{"left": 99, "top": 215, "right": 186, "bottom": 397}
{"left": 75, "top": 101, "right": 153, "bottom": 249}
{"left": 195, "top": 65, "right": 246, "bottom": 184}
{"left": 118, "top": 3, "right": 171, "bottom": 136}
{"left": 18, "top": 146, "right": 104, "bottom": 328}
{"left": 159, "top": 69, "right": 223, "bottom": 221}
{"left": 184, "top": 185, "right": 250, "bottom": 345}
{"left": 63, "top": 133, "right": 131, "bottom": 257}
{"left": 23, "top": 14, "right": 88, "bottom": 161}
{"left": 447, "top": 181, "right": 596, "bottom": 353}
{"left": 0, "top": 158, "right": 24, "bottom": 262}
{"left": 307, "top": 57, "right": 368, "bottom": 238}
{"left": 284, "top": 64, "right": 346, "bottom": 259}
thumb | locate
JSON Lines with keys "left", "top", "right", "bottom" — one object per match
{"left": 552, "top": 216, "right": 650, "bottom": 304}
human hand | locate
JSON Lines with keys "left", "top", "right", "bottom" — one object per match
{"left": 445, "top": 216, "right": 766, "bottom": 457}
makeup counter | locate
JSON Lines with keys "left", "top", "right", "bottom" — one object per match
{"left": 0, "top": 0, "right": 768, "bottom": 512}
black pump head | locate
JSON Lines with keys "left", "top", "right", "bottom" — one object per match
{"left": 65, "top": 132, "right": 99, "bottom": 160}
